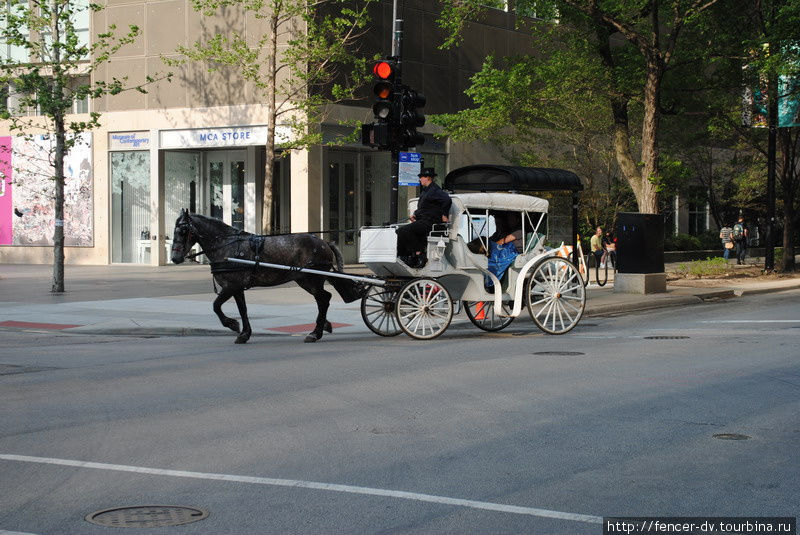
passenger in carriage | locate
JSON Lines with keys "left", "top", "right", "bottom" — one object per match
{"left": 396, "top": 167, "right": 452, "bottom": 269}
{"left": 490, "top": 212, "right": 524, "bottom": 253}
{"left": 485, "top": 211, "right": 522, "bottom": 290}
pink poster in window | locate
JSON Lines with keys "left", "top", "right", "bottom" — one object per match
{"left": 0, "top": 137, "right": 11, "bottom": 245}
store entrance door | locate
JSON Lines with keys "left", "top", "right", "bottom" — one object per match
{"left": 326, "top": 151, "right": 359, "bottom": 263}
{"left": 207, "top": 150, "right": 247, "bottom": 230}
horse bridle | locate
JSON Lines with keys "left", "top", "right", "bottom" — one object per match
{"left": 174, "top": 211, "right": 249, "bottom": 261}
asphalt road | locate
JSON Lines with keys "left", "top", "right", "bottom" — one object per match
{"left": 0, "top": 290, "right": 798, "bottom": 534}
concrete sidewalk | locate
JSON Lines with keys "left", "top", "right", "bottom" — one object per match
{"left": 1, "top": 263, "right": 798, "bottom": 337}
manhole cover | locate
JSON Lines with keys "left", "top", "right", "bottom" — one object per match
{"left": 644, "top": 336, "right": 690, "bottom": 340}
{"left": 533, "top": 351, "right": 585, "bottom": 356}
{"left": 713, "top": 433, "right": 751, "bottom": 441}
{"left": 85, "top": 506, "right": 209, "bottom": 528}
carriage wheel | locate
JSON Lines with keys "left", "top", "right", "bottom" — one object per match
{"left": 360, "top": 285, "right": 402, "bottom": 337}
{"left": 525, "top": 257, "right": 586, "bottom": 335}
{"left": 395, "top": 278, "right": 453, "bottom": 340}
{"left": 464, "top": 301, "right": 514, "bottom": 332}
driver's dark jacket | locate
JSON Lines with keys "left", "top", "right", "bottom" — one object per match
{"left": 413, "top": 182, "right": 452, "bottom": 223}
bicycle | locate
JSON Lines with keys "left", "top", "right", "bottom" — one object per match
{"left": 595, "top": 245, "right": 617, "bottom": 287}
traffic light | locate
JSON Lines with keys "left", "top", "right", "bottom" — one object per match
{"left": 372, "top": 58, "right": 399, "bottom": 123}
{"left": 400, "top": 87, "right": 426, "bottom": 149}
{"left": 362, "top": 58, "right": 400, "bottom": 149}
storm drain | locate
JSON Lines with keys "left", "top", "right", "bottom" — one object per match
{"left": 533, "top": 351, "right": 585, "bottom": 356}
{"left": 85, "top": 506, "right": 208, "bottom": 528}
{"left": 713, "top": 433, "right": 751, "bottom": 441}
{"left": 644, "top": 336, "right": 690, "bottom": 340}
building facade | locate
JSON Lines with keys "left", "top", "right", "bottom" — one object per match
{"left": 0, "top": 1, "right": 539, "bottom": 265}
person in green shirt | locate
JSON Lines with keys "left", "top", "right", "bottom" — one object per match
{"left": 590, "top": 227, "right": 604, "bottom": 267}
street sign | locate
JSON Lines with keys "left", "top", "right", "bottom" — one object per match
{"left": 398, "top": 152, "right": 422, "bottom": 186}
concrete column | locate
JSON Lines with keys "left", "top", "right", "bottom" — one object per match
{"left": 245, "top": 146, "right": 257, "bottom": 233}
{"left": 290, "top": 145, "right": 322, "bottom": 232}
{"left": 148, "top": 130, "right": 163, "bottom": 265}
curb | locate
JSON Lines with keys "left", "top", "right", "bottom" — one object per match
{"left": 585, "top": 295, "right": 702, "bottom": 317}
{"left": 63, "top": 326, "right": 234, "bottom": 337}
{"left": 12, "top": 280, "right": 798, "bottom": 337}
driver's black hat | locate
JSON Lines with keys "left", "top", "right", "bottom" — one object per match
{"left": 418, "top": 167, "right": 437, "bottom": 178}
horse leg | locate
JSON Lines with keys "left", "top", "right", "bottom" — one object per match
{"left": 213, "top": 287, "right": 241, "bottom": 335}
{"left": 298, "top": 278, "right": 331, "bottom": 343}
{"left": 233, "top": 290, "right": 252, "bottom": 344}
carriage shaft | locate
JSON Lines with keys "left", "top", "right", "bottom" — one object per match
{"left": 225, "top": 258, "right": 387, "bottom": 286}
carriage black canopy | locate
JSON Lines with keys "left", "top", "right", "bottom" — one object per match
{"left": 444, "top": 165, "right": 583, "bottom": 193}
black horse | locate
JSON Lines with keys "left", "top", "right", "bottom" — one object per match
{"left": 170, "top": 210, "right": 364, "bottom": 343}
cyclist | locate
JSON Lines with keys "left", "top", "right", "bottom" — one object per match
{"left": 590, "top": 227, "right": 604, "bottom": 268}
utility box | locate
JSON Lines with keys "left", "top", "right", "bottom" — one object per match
{"left": 615, "top": 213, "right": 664, "bottom": 274}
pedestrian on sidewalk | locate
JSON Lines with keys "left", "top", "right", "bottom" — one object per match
{"left": 720, "top": 222, "right": 734, "bottom": 260}
{"left": 733, "top": 216, "right": 749, "bottom": 265}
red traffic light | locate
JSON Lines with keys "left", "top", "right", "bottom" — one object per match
{"left": 372, "top": 60, "right": 394, "bottom": 80}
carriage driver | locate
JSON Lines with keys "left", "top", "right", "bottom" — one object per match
{"left": 396, "top": 167, "right": 452, "bottom": 269}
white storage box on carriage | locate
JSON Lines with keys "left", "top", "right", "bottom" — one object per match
{"left": 359, "top": 227, "right": 398, "bottom": 263}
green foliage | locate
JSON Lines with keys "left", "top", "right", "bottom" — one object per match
{"left": 174, "top": 0, "right": 374, "bottom": 151}
{"left": 0, "top": 0, "right": 169, "bottom": 146}
{"left": 676, "top": 257, "right": 730, "bottom": 277}
{"left": 664, "top": 233, "right": 702, "bottom": 251}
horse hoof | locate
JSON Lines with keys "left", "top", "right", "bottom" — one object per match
{"left": 324, "top": 321, "right": 333, "bottom": 333}
{"left": 235, "top": 334, "right": 250, "bottom": 344}
{"left": 304, "top": 333, "right": 320, "bottom": 343}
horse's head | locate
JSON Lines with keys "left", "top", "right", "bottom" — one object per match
{"left": 171, "top": 209, "right": 196, "bottom": 264}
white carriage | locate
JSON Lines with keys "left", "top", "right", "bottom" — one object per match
{"left": 358, "top": 165, "right": 587, "bottom": 339}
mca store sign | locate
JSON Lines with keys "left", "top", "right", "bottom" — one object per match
{"left": 160, "top": 125, "right": 292, "bottom": 149}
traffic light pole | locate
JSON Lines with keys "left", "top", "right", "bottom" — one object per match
{"left": 389, "top": 16, "right": 403, "bottom": 223}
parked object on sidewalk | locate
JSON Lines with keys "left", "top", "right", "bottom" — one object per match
{"left": 170, "top": 210, "right": 364, "bottom": 344}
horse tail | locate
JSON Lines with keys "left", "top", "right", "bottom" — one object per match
{"left": 326, "top": 241, "right": 365, "bottom": 304}
{"left": 327, "top": 241, "right": 345, "bottom": 272}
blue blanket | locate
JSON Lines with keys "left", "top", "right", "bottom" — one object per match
{"left": 485, "top": 241, "right": 518, "bottom": 289}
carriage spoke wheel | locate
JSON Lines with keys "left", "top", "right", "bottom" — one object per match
{"left": 395, "top": 278, "right": 453, "bottom": 340}
{"left": 360, "top": 285, "right": 402, "bottom": 337}
{"left": 526, "top": 257, "right": 586, "bottom": 335}
{"left": 464, "top": 301, "right": 514, "bottom": 332}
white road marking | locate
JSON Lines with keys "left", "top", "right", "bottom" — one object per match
{"left": 0, "top": 530, "right": 41, "bottom": 535}
{"left": 700, "top": 320, "right": 800, "bottom": 323}
{"left": 0, "top": 453, "right": 602, "bottom": 525}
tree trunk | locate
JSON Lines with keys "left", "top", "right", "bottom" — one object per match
{"left": 260, "top": 10, "right": 279, "bottom": 234}
{"left": 782, "top": 203, "right": 794, "bottom": 271}
{"left": 51, "top": 1, "right": 65, "bottom": 293}
{"left": 779, "top": 128, "right": 797, "bottom": 271}
{"left": 610, "top": 99, "right": 656, "bottom": 213}
{"left": 52, "top": 116, "right": 66, "bottom": 292}
{"left": 637, "top": 58, "right": 662, "bottom": 214}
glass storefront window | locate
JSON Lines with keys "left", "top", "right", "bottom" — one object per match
{"left": 209, "top": 161, "right": 223, "bottom": 220}
{"left": 328, "top": 161, "right": 339, "bottom": 244}
{"left": 111, "top": 151, "right": 150, "bottom": 263}
{"left": 344, "top": 162, "right": 355, "bottom": 244}
{"left": 231, "top": 159, "right": 245, "bottom": 230}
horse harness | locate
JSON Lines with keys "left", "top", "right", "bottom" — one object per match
{"left": 179, "top": 215, "right": 331, "bottom": 293}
